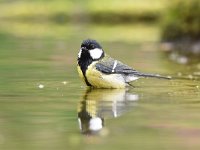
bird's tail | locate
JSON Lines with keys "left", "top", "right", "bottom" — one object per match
{"left": 135, "top": 72, "right": 171, "bottom": 79}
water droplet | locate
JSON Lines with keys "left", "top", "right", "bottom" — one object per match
{"left": 38, "top": 84, "right": 44, "bottom": 89}
{"left": 62, "top": 81, "right": 68, "bottom": 85}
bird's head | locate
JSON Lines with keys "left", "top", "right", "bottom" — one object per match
{"left": 78, "top": 39, "right": 105, "bottom": 61}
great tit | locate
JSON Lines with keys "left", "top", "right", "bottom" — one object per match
{"left": 77, "top": 39, "right": 170, "bottom": 88}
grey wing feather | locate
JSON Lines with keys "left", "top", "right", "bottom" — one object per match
{"left": 95, "top": 57, "right": 139, "bottom": 75}
{"left": 95, "top": 56, "right": 171, "bottom": 80}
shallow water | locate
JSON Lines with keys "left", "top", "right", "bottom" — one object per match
{"left": 0, "top": 24, "right": 200, "bottom": 150}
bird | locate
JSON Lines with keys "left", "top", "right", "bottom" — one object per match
{"left": 77, "top": 39, "right": 171, "bottom": 88}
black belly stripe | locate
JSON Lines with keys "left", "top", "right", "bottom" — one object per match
{"left": 83, "top": 73, "right": 92, "bottom": 86}
{"left": 78, "top": 59, "right": 92, "bottom": 86}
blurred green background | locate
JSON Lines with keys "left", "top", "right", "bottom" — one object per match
{"left": 0, "top": 0, "right": 167, "bottom": 41}
{"left": 0, "top": 0, "right": 200, "bottom": 150}
{"left": 1, "top": 0, "right": 199, "bottom": 48}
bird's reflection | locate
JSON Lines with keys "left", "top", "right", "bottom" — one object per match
{"left": 77, "top": 88, "right": 139, "bottom": 135}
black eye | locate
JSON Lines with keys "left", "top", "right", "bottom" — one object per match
{"left": 90, "top": 44, "right": 95, "bottom": 49}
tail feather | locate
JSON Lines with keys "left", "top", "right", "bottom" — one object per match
{"left": 134, "top": 72, "right": 171, "bottom": 80}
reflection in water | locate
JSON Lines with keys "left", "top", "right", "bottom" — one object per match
{"left": 77, "top": 88, "right": 139, "bottom": 135}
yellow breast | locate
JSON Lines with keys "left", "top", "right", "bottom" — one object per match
{"left": 77, "top": 65, "right": 86, "bottom": 84}
{"left": 85, "top": 62, "right": 126, "bottom": 88}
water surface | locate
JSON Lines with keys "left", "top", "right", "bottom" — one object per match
{"left": 0, "top": 23, "right": 200, "bottom": 150}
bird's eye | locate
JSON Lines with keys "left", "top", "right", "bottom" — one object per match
{"left": 90, "top": 44, "right": 95, "bottom": 49}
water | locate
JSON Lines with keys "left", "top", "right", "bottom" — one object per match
{"left": 0, "top": 23, "right": 200, "bottom": 150}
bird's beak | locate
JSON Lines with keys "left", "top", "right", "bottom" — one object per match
{"left": 81, "top": 47, "right": 87, "bottom": 51}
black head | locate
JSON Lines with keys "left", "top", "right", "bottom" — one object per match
{"left": 78, "top": 39, "right": 105, "bottom": 61}
{"left": 81, "top": 39, "right": 102, "bottom": 50}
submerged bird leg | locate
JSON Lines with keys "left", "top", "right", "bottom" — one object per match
{"left": 127, "top": 82, "right": 135, "bottom": 88}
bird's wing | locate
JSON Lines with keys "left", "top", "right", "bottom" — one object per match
{"left": 95, "top": 56, "right": 171, "bottom": 79}
{"left": 95, "top": 56, "right": 139, "bottom": 75}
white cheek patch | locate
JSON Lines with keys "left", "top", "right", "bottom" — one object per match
{"left": 89, "top": 48, "right": 103, "bottom": 59}
{"left": 78, "top": 49, "right": 82, "bottom": 58}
